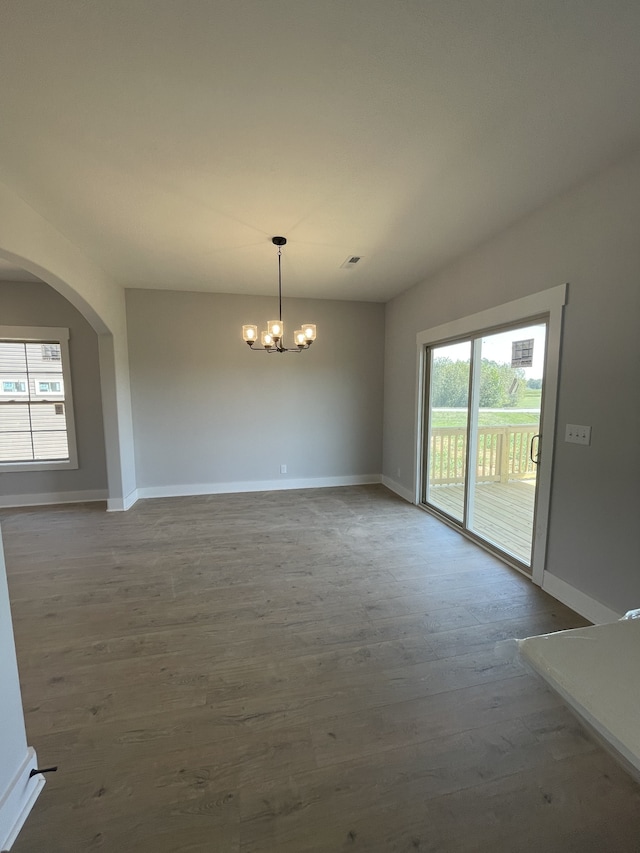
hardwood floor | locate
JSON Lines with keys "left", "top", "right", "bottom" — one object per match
{"left": 2, "top": 485, "right": 639, "bottom": 852}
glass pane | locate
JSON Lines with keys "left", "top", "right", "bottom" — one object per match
{"left": 30, "top": 402, "right": 67, "bottom": 431}
{"left": 468, "top": 323, "right": 546, "bottom": 565}
{"left": 32, "top": 375, "right": 65, "bottom": 398}
{"left": 426, "top": 340, "right": 471, "bottom": 522}
{"left": 0, "top": 403, "right": 31, "bottom": 431}
{"left": 0, "top": 432, "right": 34, "bottom": 462}
{"left": 26, "top": 342, "right": 63, "bottom": 372}
{"left": 0, "top": 342, "right": 27, "bottom": 371}
{"left": 32, "top": 431, "right": 69, "bottom": 460}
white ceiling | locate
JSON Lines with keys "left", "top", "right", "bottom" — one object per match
{"left": 1, "top": 1, "right": 639, "bottom": 301}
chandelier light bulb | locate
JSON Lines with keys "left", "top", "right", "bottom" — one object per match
{"left": 268, "top": 320, "right": 283, "bottom": 339}
{"left": 242, "top": 325, "right": 258, "bottom": 343}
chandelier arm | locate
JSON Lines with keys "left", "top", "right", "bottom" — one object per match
{"left": 246, "top": 346, "right": 306, "bottom": 354}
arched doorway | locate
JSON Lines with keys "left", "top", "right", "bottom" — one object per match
{"left": 0, "top": 248, "right": 135, "bottom": 509}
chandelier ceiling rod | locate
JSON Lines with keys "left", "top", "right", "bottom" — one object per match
{"left": 275, "top": 235, "right": 285, "bottom": 326}
{"left": 241, "top": 236, "right": 317, "bottom": 354}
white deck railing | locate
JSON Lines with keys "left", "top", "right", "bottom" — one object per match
{"left": 429, "top": 425, "right": 538, "bottom": 485}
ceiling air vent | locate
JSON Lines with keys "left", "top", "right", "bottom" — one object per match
{"left": 340, "top": 255, "right": 362, "bottom": 269}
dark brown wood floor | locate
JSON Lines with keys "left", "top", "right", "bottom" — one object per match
{"left": 2, "top": 486, "right": 639, "bottom": 852}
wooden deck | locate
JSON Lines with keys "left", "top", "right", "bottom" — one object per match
{"left": 427, "top": 479, "right": 537, "bottom": 565}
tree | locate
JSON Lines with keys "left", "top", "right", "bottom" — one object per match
{"left": 430, "top": 358, "right": 469, "bottom": 407}
{"left": 431, "top": 357, "right": 525, "bottom": 408}
{"left": 479, "top": 359, "right": 525, "bottom": 407}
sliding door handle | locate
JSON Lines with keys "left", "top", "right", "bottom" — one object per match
{"left": 530, "top": 434, "right": 541, "bottom": 465}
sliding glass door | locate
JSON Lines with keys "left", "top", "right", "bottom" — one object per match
{"left": 423, "top": 320, "right": 547, "bottom": 569}
{"left": 425, "top": 340, "right": 471, "bottom": 522}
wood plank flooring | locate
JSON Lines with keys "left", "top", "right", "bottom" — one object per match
{"left": 428, "top": 481, "right": 536, "bottom": 563}
{"left": 2, "top": 485, "right": 639, "bottom": 852}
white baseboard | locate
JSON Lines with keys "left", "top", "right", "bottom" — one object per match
{"left": 1, "top": 478, "right": 382, "bottom": 512}
{"left": 0, "top": 747, "right": 45, "bottom": 852}
{"left": 137, "top": 474, "right": 381, "bottom": 501}
{"left": 0, "top": 489, "right": 107, "bottom": 509}
{"left": 381, "top": 475, "right": 415, "bottom": 504}
{"left": 542, "top": 572, "right": 622, "bottom": 625}
{"left": 107, "top": 488, "right": 139, "bottom": 512}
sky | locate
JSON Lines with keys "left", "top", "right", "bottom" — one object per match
{"left": 433, "top": 322, "right": 546, "bottom": 381}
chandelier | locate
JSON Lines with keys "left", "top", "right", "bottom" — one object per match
{"left": 242, "top": 237, "right": 316, "bottom": 353}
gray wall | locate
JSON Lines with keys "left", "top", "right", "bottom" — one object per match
{"left": 126, "top": 290, "right": 385, "bottom": 489}
{"left": 383, "top": 149, "right": 640, "bottom": 614}
{"left": 0, "top": 281, "right": 108, "bottom": 498}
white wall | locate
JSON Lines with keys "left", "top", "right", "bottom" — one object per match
{"left": 126, "top": 290, "right": 385, "bottom": 493}
{"left": 383, "top": 148, "right": 640, "bottom": 615}
{"left": 0, "top": 281, "right": 108, "bottom": 502}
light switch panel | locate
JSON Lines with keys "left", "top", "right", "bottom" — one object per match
{"left": 565, "top": 424, "right": 591, "bottom": 445}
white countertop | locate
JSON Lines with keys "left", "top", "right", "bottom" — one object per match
{"left": 517, "top": 619, "right": 640, "bottom": 778}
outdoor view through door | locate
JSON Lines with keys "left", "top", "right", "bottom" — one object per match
{"left": 423, "top": 321, "right": 547, "bottom": 568}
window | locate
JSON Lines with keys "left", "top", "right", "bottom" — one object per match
{"left": 2, "top": 381, "right": 27, "bottom": 393}
{"left": 38, "top": 381, "right": 62, "bottom": 394}
{"left": 0, "top": 326, "right": 78, "bottom": 471}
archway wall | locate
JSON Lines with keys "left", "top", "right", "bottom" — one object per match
{"left": 0, "top": 281, "right": 109, "bottom": 503}
{"left": 0, "top": 181, "right": 136, "bottom": 507}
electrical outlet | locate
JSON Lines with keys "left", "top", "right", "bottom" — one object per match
{"left": 565, "top": 424, "right": 591, "bottom": 445}
{"left": 280, "top": 464, "right": 287, "bottom": 474}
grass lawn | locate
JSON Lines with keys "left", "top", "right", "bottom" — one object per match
{"left": 432, "top": 410, "right": 540, "bottom": 428}
{"left": 517, "top": 388, "right": 542, "bottom": 408}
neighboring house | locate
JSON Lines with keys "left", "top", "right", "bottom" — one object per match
{"left": 0, "top": 341, "right": 67, "bottom": 462}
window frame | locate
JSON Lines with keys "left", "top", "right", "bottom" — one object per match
{"left": 0, "top": 326, "right": 79, "bottom": 473}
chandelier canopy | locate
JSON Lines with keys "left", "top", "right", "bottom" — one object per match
{"left": 242, "top": 237, "right": 316, "bottom": 353}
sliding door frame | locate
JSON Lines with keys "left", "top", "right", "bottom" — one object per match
{"left": 414, "top": 284, "right": 567, "bottom": 587}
